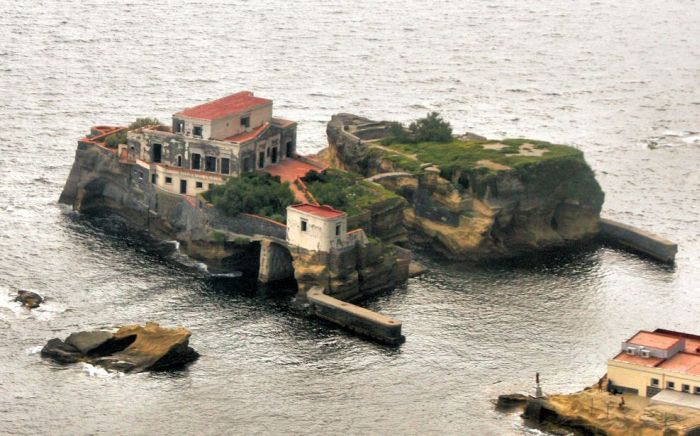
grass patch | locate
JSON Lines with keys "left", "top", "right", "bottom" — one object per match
{"left": 367, "top": 147, "right": 423, "bottom": 174}
{"left": 303, "top": 168, "right": 400, "bottom": 216}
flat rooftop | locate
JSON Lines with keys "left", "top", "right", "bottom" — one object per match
{"left": 627, "top": 331, "right": 682, "bottom": 350}
{"left": 291, "top": 204, "right": 345, "bottom": 219}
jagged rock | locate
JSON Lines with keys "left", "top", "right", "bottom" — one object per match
{"left": 15, "top": 290, "right": 43, "bottom": 309}
{"left": 496, "top": 393, "right": 528, "bottom": 409}
{"left": 41, "top": 339, "right": 83, "bottom": 364}
{"left": 40, "top": 323, "right": 198, "bottom": 373}
{"left": 65, "top": 330, "right": 114, "bottom": 355}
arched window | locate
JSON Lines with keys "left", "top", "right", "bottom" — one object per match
{"left": 176, "top": 155, "right": 182, "bottom": 167}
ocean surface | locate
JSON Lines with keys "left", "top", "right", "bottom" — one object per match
{"left": 1, "top": 1, "right": 699, "bottom": 434}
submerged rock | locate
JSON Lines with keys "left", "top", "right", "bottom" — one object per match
{"left": 496, "top": 393, "right": 528, "bottom": 410}
{"left": 15, "top": 290, "right": 43, "bottom": 309}
{"left": 40, "top": 323, "right": 199, "bottom": 373}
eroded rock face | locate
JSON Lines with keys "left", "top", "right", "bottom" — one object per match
{"left": 327, "top": 113, "right": 604, "bottom": 260}
{"left": 15, "top": 290, "right": 43, "bottom": 309}
{"left": 41, "top": 323, "right": 199, "bottom": 373}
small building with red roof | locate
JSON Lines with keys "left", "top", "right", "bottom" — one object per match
{"left": 125, "top": 91, "right": 297, "bottom": 196}
{"left": 608, "top": 329, "right": 700, "bottom": 402}
{"left": 286, "top": 204, "right": 365, "bottom": 252}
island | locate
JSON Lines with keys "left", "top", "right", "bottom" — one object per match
{"left": 59, "top": 91, "right": 609, "bottom": 344}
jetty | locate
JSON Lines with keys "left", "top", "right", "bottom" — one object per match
{"left": 599, "top": 218, "right": 678, "bottom": 263}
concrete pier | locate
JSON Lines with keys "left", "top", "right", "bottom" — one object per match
{"left": 599, "top": 218, "right": 678, "bottom": 263}
{"left": 306, "top": 287, "right": 405, "bottom": 345}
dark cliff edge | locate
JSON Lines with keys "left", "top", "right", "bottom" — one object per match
{"left": 59, "top": 141, "right": 408, "bottom": 306}
{"left": 324, "top": 113, "right": 605, "bottom": 261}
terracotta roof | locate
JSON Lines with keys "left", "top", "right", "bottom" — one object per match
{"left": 176, "top": 91, "right": 271, "bottom": 121}
{"left": 223, "top": 123, "right": 269, "bottom": 143}
{"left": 290, "top": 204, "right": 345, "bottom": 219}
{"left": 658, "top": 352, "right": 700, "bottom": 375}
{"left": 613, "top": 352, "right": 665, "bottom": 367}
{"left": 627, "top": 331, "right": 682, "bottom": 350}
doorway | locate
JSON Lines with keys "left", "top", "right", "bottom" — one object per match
{"left": 153, "top": 144, "right": 162, "bottom": 163}
{"left": 258, "top": 151, "right": 265, "bottom": 169}
{"left": 286, "top": 141, "right": 293, "bottom": 157}
{"left": 180, "top": 179, "right": 187, "bottom": 194}
{"left": 271, "top": 147, "right": 278, "bottom": 164}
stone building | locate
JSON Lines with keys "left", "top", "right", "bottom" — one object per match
{"left": 286, "top": 204, "right": 350, "bottom": 252}
{"left": 126, "top": 91, "right": 297, "bottom": 196}
{"left": 608, "top": 329, "right": 700, "bottom": 403}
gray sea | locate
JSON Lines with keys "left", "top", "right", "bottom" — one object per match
{"left": 1, "top": 1, "right": 699, "bottom": 434}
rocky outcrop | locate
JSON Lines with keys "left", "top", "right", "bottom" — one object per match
{"left": 41, "top": 323, "right": 199, "bottom": 372}
{"left": 14, "top": 290, "right": 43, "bottom": 309}
{"left": 327, "top": 113, "right": 605, "bottom": 260}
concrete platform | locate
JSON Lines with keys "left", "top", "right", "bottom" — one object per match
{"left": 599, "top": 217, "right": 678, "bottom": 263}
{"left": 651, "top": 389, "right": 700, "bottom": 410}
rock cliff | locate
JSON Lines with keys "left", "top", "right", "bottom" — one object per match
{"left": 326, "top": 113, "right": 605, "bottom": 260}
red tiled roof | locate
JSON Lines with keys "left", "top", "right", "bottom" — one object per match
{"left": 223, "top": 123, "right": 269, "bottom": 143}
{"left": 176, "top": 91, "right": 271, "bottom": 121}
{"left": 291, "top": 204, "right": 345, "bottom": 219}
{"left": 658, "top": 352, "right": 700, "bottom": 375}
{"left": 627, "top": 331, "right": 682, "bottom": 350}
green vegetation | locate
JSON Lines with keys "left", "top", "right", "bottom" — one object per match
{"left": 203, "top": 172, "right": 295, "bottom": 222}
{"left": 129, "top": 118, "right": 161, "bottom": 129}
{"left": 367, "top": 147, "right": 422, "bottom": 174}
{"left": 382, "top": 112, "right": 453, "bottom": 145}
{"left": 103, "top": 130, "right": 126, "bottom": 148}
{"left": 303, "top": 168, "right": 399, "bottom": 216}
{"left": 101, "top": 118, "right": 162, "bottom": 148}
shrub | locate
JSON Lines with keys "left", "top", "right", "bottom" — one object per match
{"left": 409, "top": 112, "right": 453, "bottom": 143}
{"left": 382, "top": 112, "right": 453, "bottom": 144}
{"left": 204, "top": 172, "right": 295, "bottom": 222}
{"left": 103, "top": 130, "right": 127, "bottom": 148}
{"left": 129, "top": 117, "right": 161, "bottom": 129}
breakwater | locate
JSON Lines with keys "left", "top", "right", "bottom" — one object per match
{"left": 599, "top": 218, "right": 678, "bottom": 263}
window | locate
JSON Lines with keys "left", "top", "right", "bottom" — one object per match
{"left": 682, "top": 384, "right": 690, "bottom": 393}
{"left": 258, "top": 151, "right": 265, "bottom": 168}
{"left": 667, "top": 381, "right": 675, "bottom": 390}
{"left": 175, "top": 120, "right": 184, "bottom": 133}
{"left": 651, "top": 378, "right": 659, "bottom": 387}
{"left": 176, "top": 155, "right": 182, "bottom": 167}
{"left": 301, "top": 220, "right": 307, "bottom": 232}
{"left": 626, "top": 347, "right": 637, "bottom": 356}
{"left": 151, "top": 174, "right": 157, "bottom": 184}
{"left": 165, "top": 176, "right": 173, "bottom": 184}
{"left": 220, "top": 158, "right": 230, "bottom": 174}
{"left": 695, "top": 387, "right": 700, "bottom": 395}
{"left": 196, "top": 181, "right": 203, "bottom": 189}
{"left": 137, "top": 171, "right": 143, "bottom": 181}
{"left": 241, "top": 115, "right": 250, "bottom": 128}
{"left": 335, "top": 224, "right": 341, "bottom": 236}
{"left": 193, "top": 125, "right": 203, "bottom": 138}
{"left": 205, "top": 156, "right": 217, "bottom": 172}
{"left": 191, "top": 153, "right": 201, "bottom": 170}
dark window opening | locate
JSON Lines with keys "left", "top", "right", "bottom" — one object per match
{"left": 241, "top": 116, "right": 250, "bottom": 129}
{"left": 151, "top": 174, "right": 157, "bottom": 184}
{"left": 196, "top": 181, "right": 203, "bottom": 189}
{"left": 165, "top": 176, "right": 172, "bottom": 184}
{"left": 180, "top": 180, "right": 187, "bottom": 194}
{"left": 695, "top": 387, "right": 700, "bottom": 395}
{"left": 152, "top": 144, "right": 162, "bottom": 163}
{"left": 193, "top": 126, "right": 203, "bottom": 138}
{"left": 205, "top": 156, "right": 216, "bottom": 172}
{"left": 667, "top": 381, "right": 675, "bottom": 390}
{"left": 271, "top": 147, "right": 278, "bottom": 164}
{"left": 221, "top": 158, "right": 230, "bottom": 174}
{"left": 191, "top": 153, "right": 201, "bottom": 170}
{"left": 683, "top": 384, "right": 690, "bottom": 393}
{"left": 175, "top": 120, "right": 184, "bottom": 133}
{"left": 176, "top": 155, "right": 182, "bottom": 167}
{"left": 335, "top": 224, "right": 341, "bottom": 236}
{"left": 286, "top": 141, "right": 293, "bottom": 157}
{"left": 651, "top": 378, "right": 659, "bottom": 387}
{"left": 258, "top": 151, "right": 265, "bottom": 169}
{"left": 301, "top": 220, "right": 307, "bottom": 232}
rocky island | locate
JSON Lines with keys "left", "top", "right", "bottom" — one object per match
{"left": 59, "top": 91, "right": 609, "bottom": 344}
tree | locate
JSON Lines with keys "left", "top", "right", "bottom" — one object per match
{"left": 129, "top": 118, "right": 161, "bottom": 129}
{"left": 205, "top": 172, "right": 295, "bottom": 222}
{"left": 409, "top": 111, "right": 453, "bottom": 143}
